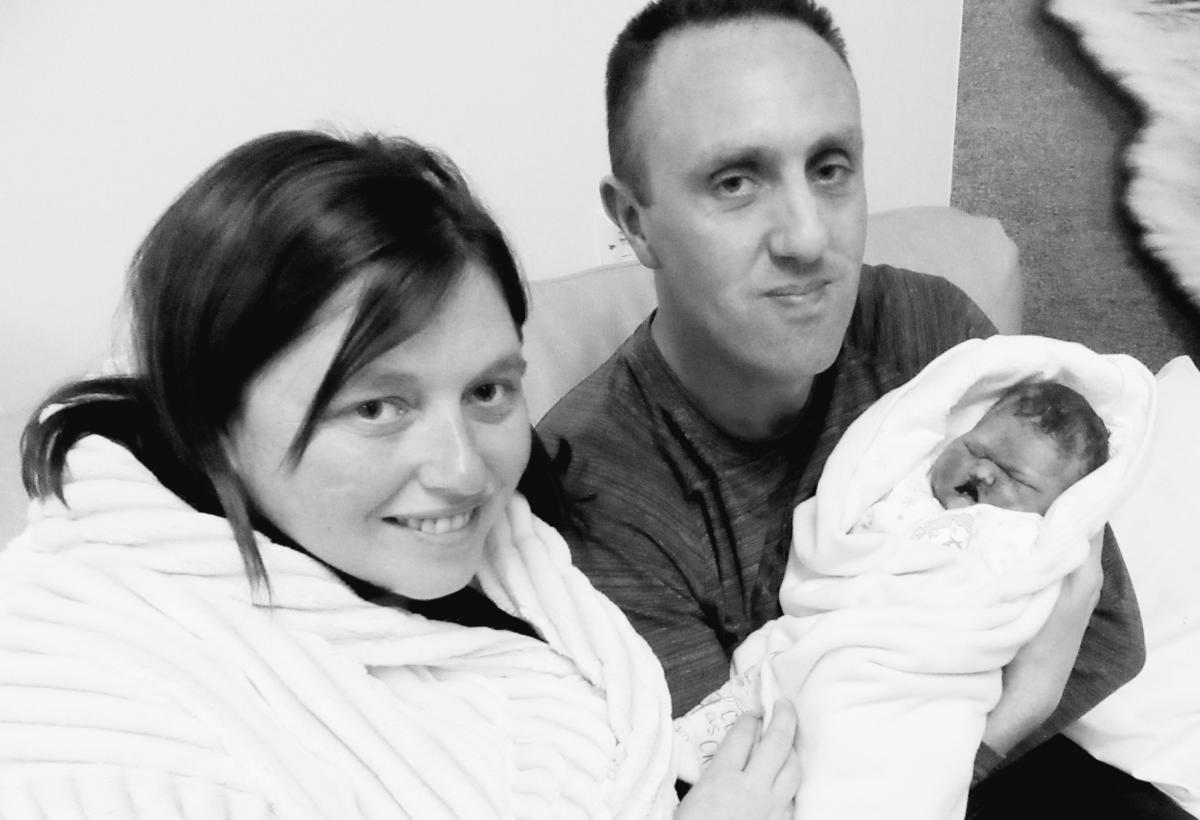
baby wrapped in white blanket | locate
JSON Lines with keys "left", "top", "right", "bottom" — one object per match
{"left": 673, "top": 335, "right": 1156, "bottom": 820}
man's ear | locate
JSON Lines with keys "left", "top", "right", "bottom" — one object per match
{"left": 600, "top": 175, "right": 659, "bottom": 269}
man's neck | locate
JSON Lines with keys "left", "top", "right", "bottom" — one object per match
{"left": 650, "top": 315, "right": 814, "bottom": 441}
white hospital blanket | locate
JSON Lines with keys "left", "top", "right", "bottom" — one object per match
{"left": 692, "top": 336, "right": 1156, "bottom": 820}
{"left": 854, "top": 458, "right": 1044, "bottom": 579}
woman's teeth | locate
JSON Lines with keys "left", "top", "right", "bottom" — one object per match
{"left": 396, "top": 512, "right": 473, "bottom": 535}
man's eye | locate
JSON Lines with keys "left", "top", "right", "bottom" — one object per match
{"left": 814, "top": 161, "right": 851, "bottom": 186}
{"left": 713, "top": 174, "right": 757, "bottom": 198}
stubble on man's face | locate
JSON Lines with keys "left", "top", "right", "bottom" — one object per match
{"left": 627, "top": 19, "right": 869, "bottom": 432}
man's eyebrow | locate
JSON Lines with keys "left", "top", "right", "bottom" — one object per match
{"left": 696, "top": 128, "right": 865, "bottom": 172}
{"left": 694, "top": 145, "right": 771, "bottom": 174}
{"left": 809, "top": 127, "right": 864, "bottom": 157}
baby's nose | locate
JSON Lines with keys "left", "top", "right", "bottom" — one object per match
{"left": 969, "top": 462, "right": 996, "bottom": 486}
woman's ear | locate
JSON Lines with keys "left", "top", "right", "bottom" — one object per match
{"left": 599, "top": 175, "right": 659, "bottom": 269}
{"left": 218, "top": 428, "right": 242, "bottom": 474}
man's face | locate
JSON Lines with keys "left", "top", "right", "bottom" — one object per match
{"left": 628, "top": 18, "right": 868, "bottom": 389}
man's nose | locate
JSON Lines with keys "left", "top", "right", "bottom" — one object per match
{"left": 766, "top": 180, "right": 830, "bottom": 264}
{"left": 416, "top": 410, "right": 488, "bottom": 498}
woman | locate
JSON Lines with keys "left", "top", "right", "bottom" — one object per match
{"left": 1, "top": 132, "right": 799, "bottom": 818}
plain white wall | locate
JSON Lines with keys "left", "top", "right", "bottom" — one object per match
{"left": 0, "top": 0, "right": 963, "bottom": 535}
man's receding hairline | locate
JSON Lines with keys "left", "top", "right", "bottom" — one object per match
{"left": 619, "top": 15, "right": 856, "bottom": 203}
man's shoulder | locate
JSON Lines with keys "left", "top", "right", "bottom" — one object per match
{"left": 849, "top": 264, "right": 996, "bottom": 377}
{"left": 855, "top": 263, "right": 980, "bottom": 322}
{"left": 536, "top": 328, "right": 652, "bottom": 445}
{"left": 535, "top": 326, "right": 697, "bottom": 549}
{"left": 535, "top": 326, "right": 675, "bottom": 499}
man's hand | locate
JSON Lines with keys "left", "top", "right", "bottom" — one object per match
{"left": 981, "top": 531, "right": 1104, "bottom": 757}
{"left": 677, "top": 700, "right": 803, "bottom": 820}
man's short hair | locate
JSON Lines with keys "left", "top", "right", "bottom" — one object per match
{"left": 606, "top": 0, "right": 850, "bottom": 201}
{"left": 989, "top": 379, "right": 1111, "bottom": 478}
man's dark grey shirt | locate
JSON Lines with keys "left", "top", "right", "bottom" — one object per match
{"left": 537, "top": 265, "right": 1143, "bottom": 777}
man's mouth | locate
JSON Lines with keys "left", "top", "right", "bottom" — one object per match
{"left": 765, "top": 280, "right": 830, "bottom": 300}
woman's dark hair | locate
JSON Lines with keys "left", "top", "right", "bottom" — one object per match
{"left": 22, "top": 131, "right": 543, "bottom": 590}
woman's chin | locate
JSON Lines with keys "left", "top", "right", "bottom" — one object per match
{"left": 389, "top": 560, "right": 483, "bottom": 602}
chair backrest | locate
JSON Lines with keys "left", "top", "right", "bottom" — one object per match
{"left": 523, "top": 205, "right": 1022, "bottom": 421}
{"left": 0, "top": 206, "right": 1022, "bottom": 542}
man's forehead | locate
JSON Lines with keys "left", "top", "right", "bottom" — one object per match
{"left": 647, "top": 17, "right": 848, "bottom": 87}
{"left": 628, "top": 22, "right": 864, "bottom": 180}
{"left": 636, "top": 21, "right": 854, "bottom": 121}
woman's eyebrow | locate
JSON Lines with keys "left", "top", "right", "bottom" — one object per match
{"left": 483, "top": 352, "right": 528, "bottom": 375}
{"left": 343, "top": 350, "right": 527, "bottom": 394}
{"left": 338, "top": 368, "right": 418, "bottom": 396}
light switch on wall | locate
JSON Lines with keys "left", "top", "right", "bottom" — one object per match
{"left": 593, "top": 209, "right": 638, "bottom": 266}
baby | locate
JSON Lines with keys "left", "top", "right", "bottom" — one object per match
{"left": 932, "top": 378, "right": 1109, "bottom": 514}
{"left": 676, "top": 378, "right": 1110, "bottom": 780}
{"left": 855, "top": 379, "right": 1109, "bottom": 561}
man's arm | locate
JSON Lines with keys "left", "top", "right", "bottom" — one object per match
{"left": 973, "top": 524, "right": 1145, "bottom": 783}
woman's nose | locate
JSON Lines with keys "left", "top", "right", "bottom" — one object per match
{"left": 416, "top": 411, "right": 488, "bottom": 497}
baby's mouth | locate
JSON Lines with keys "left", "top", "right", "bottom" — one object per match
{"left": 954, "top": 481, "right": 979, "bottom": 503}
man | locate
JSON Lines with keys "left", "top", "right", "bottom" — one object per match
{"left": 537, "top": 0, "right": 1154, "bottom": 807}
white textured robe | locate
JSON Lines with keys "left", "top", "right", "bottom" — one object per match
{"left": 0, "top": 436, "right": 678, "bottom": 819}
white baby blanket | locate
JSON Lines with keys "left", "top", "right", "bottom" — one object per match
{"left": 731, "top": 335, "right": 1156, "bottom": 820}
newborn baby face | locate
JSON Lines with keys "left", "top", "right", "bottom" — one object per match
{"left": 929, "top": 408, "right": 1083, "bottom": 515}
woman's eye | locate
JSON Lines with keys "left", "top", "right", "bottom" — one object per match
{"left": 471, "top": 381, "right": 512, "bottom": 405}
{"left": 352, "top": 398, "right": 406, "bottom": 424}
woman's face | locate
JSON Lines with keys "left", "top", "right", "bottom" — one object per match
{"left": 226, "top": 262, "right": 531, "bottom": 600}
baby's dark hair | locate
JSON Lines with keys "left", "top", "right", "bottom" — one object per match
{"left": 989, "top": 379, "right": 1110, "bottom": 479}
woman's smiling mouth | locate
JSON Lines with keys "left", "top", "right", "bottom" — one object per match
{"left": 386, "top": 510, "right": 477, "bottom": 535}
